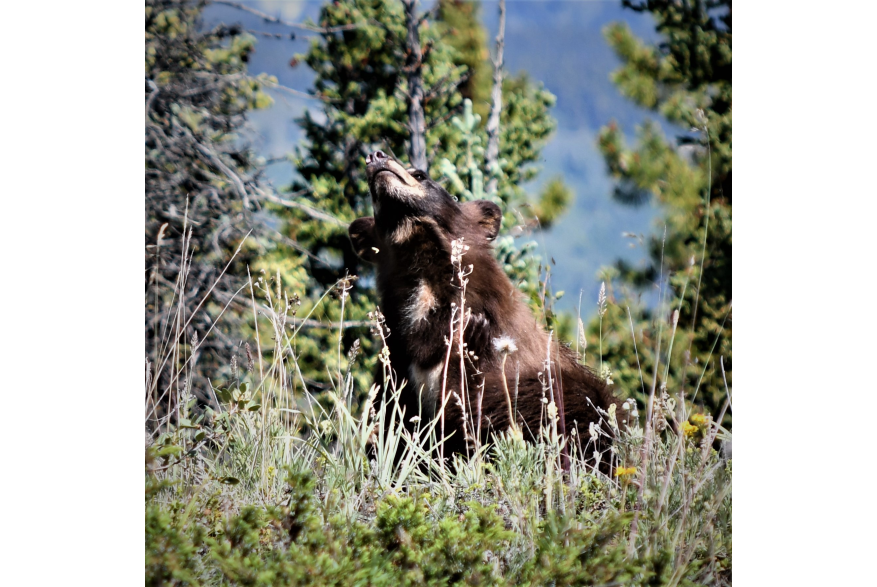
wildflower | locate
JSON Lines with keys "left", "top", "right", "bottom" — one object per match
{"left": 570, "top": 427, "right": 577, "bottom": 437}
{"left": 546, "top": 401, "right": 557, "bottom": 421}
{"left": 691, "top": 413, "right": 708, "bottom": 427}
{"left": 681, "top": 421, "right": 698, "bottom": 437}
{"left": 615, "top": 466, "right": 637, "bottom": 477}
{"left": 608, "top": 403, "right": 618, "bottom": 429}
{"left": 409, "top": 416, "right": 421, "bottom": 424}
{"left": 492, "top": 335, "right": 518, "bottom": 355}
{"left": 589, "top": 422, "right": 599, "bottom": 440}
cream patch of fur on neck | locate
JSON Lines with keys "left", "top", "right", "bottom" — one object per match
{"left": 391, "top": 218, "right": 416, "bottom": 244}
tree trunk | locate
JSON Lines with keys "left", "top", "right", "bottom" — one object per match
{"left": 403, "top": 0, "right": 428, "bottom": 172}
{"left": 484, "top": 0, "right": 505, "bottom": 195}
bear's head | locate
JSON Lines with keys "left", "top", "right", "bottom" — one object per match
{"left": 349, "top": 150, "right": 502, "bottom": 264}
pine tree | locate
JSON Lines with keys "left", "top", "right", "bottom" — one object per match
{"left": 587, "top": 0, "right": 731, "bottom": 425}
{"left": 262, "top": 0, "right": 571, "bottom": 395}
{"left": 145, "top": 0, "right": 277, "bottom": 415}
{"left": 437, "top": 0, "right": 492, "bottom": 120}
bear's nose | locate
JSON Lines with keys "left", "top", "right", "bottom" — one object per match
{"left": 366, "top": 150, "right": 388, "bottom": 165}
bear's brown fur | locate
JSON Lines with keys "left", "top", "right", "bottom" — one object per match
{"left": 349, "top": 150, "right": 618, "bottom": 466}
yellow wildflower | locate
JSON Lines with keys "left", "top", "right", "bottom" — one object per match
{"left": 690, "top": 413, "right": 707, "bottom": 427}
{"left": 681, "top": 421, "right": 698, "bottom": 437}
{"left": 614, "top": 466, "right": 637, "bottom": 477}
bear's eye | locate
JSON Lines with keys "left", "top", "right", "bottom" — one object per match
{"left": 409, "top": 169, "right": 428, "bottom": 181}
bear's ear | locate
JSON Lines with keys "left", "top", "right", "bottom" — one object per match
{"left": 349, "top": 217, "right": 382, "bottom": 264}
{"left": 464, "top": 200, "right": 502, "bottom": 241}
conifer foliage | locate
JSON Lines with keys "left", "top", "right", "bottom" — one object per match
{"left": 589, "top": 0, "right": 731, "bottom": 424}
{"left": 145, "top": 0, "right": 276, "bottom": 414}
{"left": 265, "top": 0, "right": 571, "bottom": 392}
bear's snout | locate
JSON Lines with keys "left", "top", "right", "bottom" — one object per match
{"left": 365, "top": 150, "right": 388, "bottom": 165}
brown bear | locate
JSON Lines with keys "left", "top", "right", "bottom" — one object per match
{"left": 349, "top": 150, "right": 618, "bottom": 468}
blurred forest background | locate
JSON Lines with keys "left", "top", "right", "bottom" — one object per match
{"left": 145, "top": 0, "right": 731, "bottom": 426}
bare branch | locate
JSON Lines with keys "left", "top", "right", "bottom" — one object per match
{"left": 485, "top": 0, "right": 506, "bottom": 195}
{"left": 193, "top": 139, "right": 251, "bottom": 209}
{"left": 255, "top": 187, "right": 349, "bottom": 227}
{"left": 214, "top": 0, "right": 364, "bottom": 34}
{"left": 246, "top": 29, "right": 295, "bottom": 40}
{"left": 145, "top": 79, "right": 159, "bottom": 119}
{"left": 257, "top": 225, "right": 333, "bottom": 269}
{"left": 264, "top": 81, "right": 333, "bottom": 102}
{"left": 216, "top": 289, "right": 369, "bottom": 330}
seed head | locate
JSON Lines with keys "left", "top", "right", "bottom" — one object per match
{"left": 492, "top": 335, "right": 518, "bottom": 355}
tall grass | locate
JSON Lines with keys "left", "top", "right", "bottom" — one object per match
{"left": 146, "top": 226, "right": 731, "bottom": 586}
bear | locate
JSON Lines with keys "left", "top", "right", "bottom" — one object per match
{"left": 349, "top": 150, "right": 619, "bottom": 469}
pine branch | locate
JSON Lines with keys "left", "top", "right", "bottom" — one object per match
{"left": 484, "top": 0, "right": 505, "bottom": 195}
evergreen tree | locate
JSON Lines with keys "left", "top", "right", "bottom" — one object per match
{"left": 437, "top": 0, "right": 492, "bottom": 120}
{"left": 588, "top": 0, "right": 731, "bottom": 425}
{"left": 145, "top": 0, "right": 276, "bottom": 415}
{"left": 262, "top": 0, "right": 571, "bottom": 395}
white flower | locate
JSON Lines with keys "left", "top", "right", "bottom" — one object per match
{"left": 589, "top": 422, "right": 598, "bottom": 440}
{"left": 492, "top": 335, "right": 518, "bottom": 355}
{"left": 608, "top": 404, "right": 618, "bottom": 429}
{"left": 410, "top": 416, "right": 421, "bottom": 423}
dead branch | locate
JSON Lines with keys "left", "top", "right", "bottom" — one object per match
{"left": 193, "top": 139, "right": 251, "bottom": 209}
{"left": 214, "top": 0, "right": 365, "bottom": 34}
{"left": 484, "top": 0, "right": 506, "bottom": 195}
{"left": 402, "top": 0, "right": 428, "bottom": 171}
{"left": 145, "top": 79, "right": 159, "bottom": 118}
{"left": 255, "top": 187, "right": 349, "bottom": 227}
